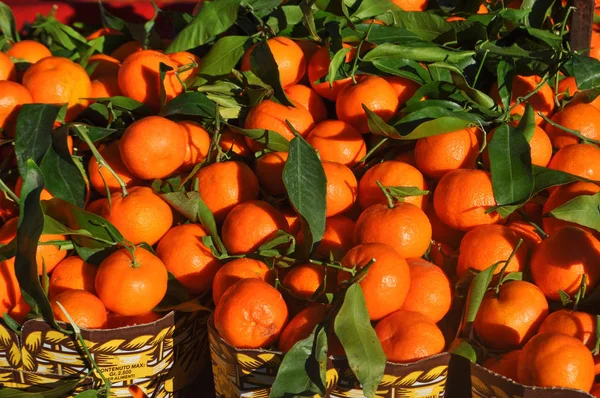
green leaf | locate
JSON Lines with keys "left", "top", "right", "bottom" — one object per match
{"left": 448, "top": 338, "right": 478, "bottom": 363}
{"left": 550, "top": 192, "right": 600, "bottom": 233}
{"left": 463, "top": 263, "right": 499, "bottom": 329}
{"left": 228, "top": 125, "right": 290, "bottom": 152}
{"left": 489, "top": 166, "right": 584, "bottom": 218}
{"left": 364, "top": 105, "right": 401, "bottom": 138}
{"left": 351, "top": 0, "right": 398, "bottom": 20}
{"left": 73, "top": 390, "right": 99, "bottom": 398}
{"left": 166, "top": 0, "right": 241, "bottom": 53}
{"left": 0, "top": 239, "right": 16, "bottom": 262}
{"left": 99, "top": 0, "right": 126, "bottom": 31}
{"left": 525, "top": 27, "right": 561, "bottom": 51}
{"left": 384, "top": 10, "right": 453, "bottom": 42}
{"left": 245, "top": 0, "right": 281, "bottom": 13}
{"left": 368, "top": 58, "right": 427, "bottom": 83}
{"left": 14, "top": 104, "right": 62, "bottom": 178}
{"left": 385, "top": 185, "right": 429, "bottom": 201}
{"left": 0, "top": 1, "right": 18, "bottom": 42}
{"left": 159, "top": 191, "right": 227, "bottom": 255}
{"left": 342, "top": 24, "right": 419, "bottom": 45}
{"left": 450, "top": 20, "right": 488, "bottom": 47}
{"left": 197, "top": 35, "right": 249, "bottom": 77}
{"left": 364, "top": 42, "right": 475, "bottom": 64}
{"left": 41, "top": 198, "right": 121, "bottom": 250}
{"left": 39, "top": 127, "right": 86, "bottom": 208}
{"left": 573, "top": 54, "right": 600, "bottom": 90}
{"left": 0, "top": 377, "right": 83, "bottom": 397}
{"left": 396, "top": 116, "right": 477, "bottom": 140}
{"left": 488, "top": 123, "right": 534, "bottom": 206}
{"left": 270, "top": 325, "right": 328, "bottom": 398}
{"left": 327, "top": 47, "right": 352, "bottom": 87}
{"left": 334, "top": 284, "right": 385, "bottom": 398}
{"left": 530, "top": 165, "right": 584, "bottom": 193}
{"left": 159, "top": 91, "right": 217, "bottom": 119}
{"left": 429, "top": 62, "right": 495, "bottom": 108}
{"left": 558, "top": 290, "right": 573, "bottom": 307}
{"left": 15, "top": 160, "right": 55, "bottom": 325}
{"left": 282, "top": 134, "right": 326, "bottom": 255}
{"left": 250, "top": 40, "right": 293, "bottom": 106}
{"left": 501, "top": 272, "right": 524, "bottom": 283}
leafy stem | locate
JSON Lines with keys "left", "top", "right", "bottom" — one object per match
{"left": 376, "top": 181, "right": 395, "bottom": 209}
{"left": 0, "top": 177, "right": 19, "bottom": 204}
{"left": 73, "top": 124, "right": 129, "bottom": 197}
{"left": 54, "top": 302, "right": 112, "bottom": 396}
{"left": 350, "top": 21, "right": 374, "bottom": 83}
{"left": 494, "top": 238, "right": 524, "bottom": 295}
{"left": 540, "top": 113, "right": 600, "bottom": 146}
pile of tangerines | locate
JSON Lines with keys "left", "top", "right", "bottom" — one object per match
{"left": 0, "top": 0, "right": 600, "bottom": 396}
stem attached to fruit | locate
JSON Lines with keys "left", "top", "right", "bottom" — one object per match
{"left": 376, "top": 181, "right": 395, "bottom": 209}
{"left": 73, "top": 124, "right": 129, "bottom": 198}
{"left": 494, "top": 238, "right": 524, "bottom": 295}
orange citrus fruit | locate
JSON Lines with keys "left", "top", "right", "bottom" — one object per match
{"left": 285, "top": 84, "right": 328, "bottom": 123}
{"left": 375, "top": 310, "right": 445, "bottom": 363}
{"left": 212, "top": 258, "right": 274, "bottom": 306}
{"left": 193, "top": 160, "right": 259, "bottom": 222}
{"left": 88, "top": 140, "right": 140, "bottom": 196}
{"left": 221, "top": 200, "right": 289, "bottom": 254}
{"left": 547, "top": 143, "right": 600, "bottom": 180}
{"left": 118, "top": 50, "right": 182, "bottom": 110}
{"left": 95, "top": 247, "right": 168, "bottom": 316}
{"left": 7, "top": 40, "right": 52, "bottom": 63}
{"left": 517, "top": 332, "right": 595, "bottom": 391}
{"left": 336, "top": 75, "right": 399, "bottom": 133}
{"left": 358, "top": 160, "right": 428, "bottom": 211}
{"left": 156, "top": 224, "right": 222, "bottom": 295}
{"left": 338, "top": 243, "right": 410, "bottom": 320}
{"left": 306, "top": 120, "right": 367, "bottom": 167}
{"left": 546, "top": 103, "right": 600, "bottom": 149}
{"left": 241, "top": 37, "right": 306, "bottom": 88}
{"left": 214, "top": 278, "right": 288, "bottom": 349}
{"left": 323, "top": 161, "right": 358, "bottom": 217}
{"left": 530, "top": 226, "right": 600, "bottom": 300}
{"left": 307, "top": 44, "right": 355, "bottom": 101}
{"left": 400, "top": 258, "right": 452, "bottom": 322}
{"left": 0, "top": 52, "right": 16, "bottom": 81}
{"left": 254, "top": 151, "right": 288, "bottom": 196}
{"left": 0, "top": 81, "right": 32, "bottom": 138}
{"left": 244, "top": 99, "right": 315, "bottom": 152}
{"left": 100, "top": 186, "right": 173, "bottom": 246}
{"left": 354, "top": 202, "right": 432, "bottom": 259}
{"left": 457, "top": 224, "right": 528, "bottom": 277}
{"left": 51, "top": 290, "right": 107, "bottom": 329}
{"left": 414, "top": 127, "right": 481, "bottom": 179}
{"left": 49, "top": 256, "right": 98, "bottom": 299}
{"left": 178, "top": 120, "right": 211, "bottom": 170}
{"left": 473, "top": 281, "right": 549, "bottom": 350}
{"left": 433, "top": 169, "right": 500, "bottom": 231}
{"left": 22, "top": 56, "right": 92, "bottom": 121}
{"left": 278, "top": 305, "right": 327, "bottom": 352}
{"left": 119, "top": 115, "right": 186, "bottom": 180}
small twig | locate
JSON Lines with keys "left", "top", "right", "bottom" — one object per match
{"left": 473, "top": 50, "right": 489, "bottom": 87}
{"left": 74, "top": 125, "right": 129, "bottom": 197}
{"left": 494, "top": 239, "right": 524, "bottom": 295}
{"left": 0, "top": 177, "right": 19, "bottom": 204}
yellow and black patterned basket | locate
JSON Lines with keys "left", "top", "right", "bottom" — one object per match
{"left": 469, "top": 362, "right": 593, "bottom": 398}
{"left": 0, "top": 310, "right": 211, "bottom": 397}
{"left": 208, "top": 318, "right": 451, "bottom": 398}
